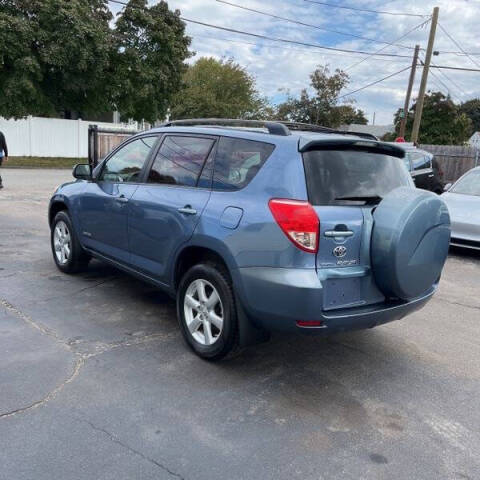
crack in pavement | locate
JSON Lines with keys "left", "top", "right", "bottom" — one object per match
{"left": 79, "top": 418, "right": 185, "bottom": 479}
{"left": 0, "top": 299, "right": 171, "bottom": 420}
{"left": 435, "top": 296, "right": 480, "bottom": 311}
{"left": 39, "top": 276, "right": 119, "bottom": 303}
{"left": 1, "top": 299, "right": 70, "bottom": 348}
{"left": 0, "top": 355, "right": 85, "bottom": 419}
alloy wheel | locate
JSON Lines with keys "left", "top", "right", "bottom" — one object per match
{"left": 53, "top": 220, "right": 71, "bottom": 265}
{"left": 184, "top": 279, "right": 224, "bottom": 346}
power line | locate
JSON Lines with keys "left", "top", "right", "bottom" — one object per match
{"left": 345, "top": 18, "right": 430, "bottom": 71}
{"left": 303, "top": 0, "right": 427, "bottom": 18}
{"left": 437, "top": 23, "right": 480, "bottom": 69}
{"left": 428, "top": 65, "right": 480, "bottom": 73}
{"left": 429, "top": 61, "right": 467, "bottom": 97}
{"left": 192, "top": 33, "right": 411, "bottom": 63}
{"left": 338, "top": 66, "right": 412, "bottom": 99}
{"left": 108, "top": 1, "right": 480, "bottom": 74}
{"left": 107, "top": 0, "right": 412, "bottom": 59}
{"left": 427, "top": 68, "right": 462, "bottom": 102}
{"left": 216, "top": 0, "right": 415, "bottom": 50}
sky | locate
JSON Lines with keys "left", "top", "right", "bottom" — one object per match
{"left": 110, "top": 0, "right": 480, "bottom": 125}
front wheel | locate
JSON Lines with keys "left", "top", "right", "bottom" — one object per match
{"left": 177, "top": 263, "right": 238, "bottom": 361}
{"left": 51, "top": 211, "right": 90, "bottom": 273}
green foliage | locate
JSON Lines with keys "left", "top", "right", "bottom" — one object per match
{"left": 170, "top": 57, "right": 270, "bottom": 120}
{"left": 112, "top": 0, "right": 191, "bottom": 122}
{"left": 391, "top": 91, "right": 472, "bottom": 145}
{"left": 0, "top": 0, "right": 191, "bottom": 122}
{"left": 275, "top": 65, "right": 364, "bottom": 128}
{"left": 0, "top": 0, "right": 113, "bottom": 118}
{"left": 459, "top": 99, "right": 480, "bottom": 135}
{"left": 4, "top": 157, "right": 81, "bottom": 168}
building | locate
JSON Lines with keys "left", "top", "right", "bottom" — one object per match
{"left": 468, "top": 132, "right": 480, "bottom": 149}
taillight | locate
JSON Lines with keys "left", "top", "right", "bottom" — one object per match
{"left": 268, "top": 198, "right": 319, "bottom": 253}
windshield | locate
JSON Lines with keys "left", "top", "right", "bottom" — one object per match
{"left": 451, "top": 169, "right": 480, "bottom": 196}
{"left": 303, "top": 147, "right": 412, "bottom": 205}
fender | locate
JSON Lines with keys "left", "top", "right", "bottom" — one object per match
{"left": 171, "top": 235, "right": 270, "bottom": 347}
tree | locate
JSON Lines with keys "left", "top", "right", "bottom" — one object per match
{"left": 388, "top": 91, "right": 471, "bottom": 145}
{"left": 170, "top": 57, "right": 270, "bottom": 120}
{"left": 275, "top": 65, "right": 361, "bottom": 128}
{"left": 0, "top": 0, "right": 113, "bottom": 119}
{"left": 460, "top": 99, "right": 480, "bottom": 136}
{"left": 0, "top": 0, "right": 191, "bottom": 122}
{"left": 332, "top": 105, "right": 368, "bottom": 126}
{"left": 112, "top": 0, "right": 191, "bottom": 122}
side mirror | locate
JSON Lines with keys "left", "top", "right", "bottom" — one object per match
{"left": 73, "top": 164, "right": 92, "bottom": 181}
{"left": 443, "top": 183, "right": 452, "bottom": 192}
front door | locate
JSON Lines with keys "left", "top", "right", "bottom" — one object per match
{"left": 128, "top": 134, "right": 217, "bottom": 283}
{"left": 79, "top": 135, "right": 158, "bottom": 263}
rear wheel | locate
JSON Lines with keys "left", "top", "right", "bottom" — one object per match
{"left": 177, "top": 263, "right": 238, "bottom": 360}
{"left": 51, "top": 211, "right": 90, "bottom": 273}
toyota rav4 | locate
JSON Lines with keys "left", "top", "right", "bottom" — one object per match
{"left": 49, "top": 120, "right": 451, "bottom": 360}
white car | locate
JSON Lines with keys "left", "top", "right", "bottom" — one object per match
{"left": 442, "top": 166, "right": 480, "bottom": 250}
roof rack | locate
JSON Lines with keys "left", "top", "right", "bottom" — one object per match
{"left": 162, "top": 118, "right": 378, "bottom": 140}
{"left": 162, "top": 118, "right": 291, "bottom": 136}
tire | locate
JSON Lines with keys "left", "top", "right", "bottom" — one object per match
{"left": 177, "top": 262, "right": 238, "bottom": 361}
{"left": 371, "top": 187, "right": 450, "bottom": 300}
{"left": 51, "top": 210, "right": 90, "bottom": 274}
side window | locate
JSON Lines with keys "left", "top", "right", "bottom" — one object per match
{"left": 99, "top": 136, "right": 157, "bottom": 183}
{"left": 147, "top": 136, "right": 215, "bottom": 187}
{"left": 213, "top": 137, "right": 275, "bottom": 191}
{"left": 411, "top": 152, "right": 429, "bottom": 171}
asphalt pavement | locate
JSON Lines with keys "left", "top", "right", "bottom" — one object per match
{"left": 1, "top": 168, "right": 479, "bottom": 480}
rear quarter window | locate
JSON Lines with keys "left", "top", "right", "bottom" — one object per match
{"left": 212, "top": 137, "right": 275, "bottom": 191}
{"left": 303, "top": 147, "right": 412, "bottom": 205}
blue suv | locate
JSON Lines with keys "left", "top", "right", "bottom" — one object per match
{"left": 49, "top": 120, "right": 451, "bottom": 360}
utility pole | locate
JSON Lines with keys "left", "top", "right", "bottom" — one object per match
{"left": 411, "top": 7, "right": 439, "bottom": 143}
{"left": 399, "top": 44, "right": 420, "bottom": 139}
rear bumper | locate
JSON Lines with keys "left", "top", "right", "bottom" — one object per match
{"left": 235, "top": 267, "right": 436, "bottom": 334}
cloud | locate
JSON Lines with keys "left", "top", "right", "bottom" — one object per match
{"left": 114, "top": 0, "right": 480, "bottom": 124}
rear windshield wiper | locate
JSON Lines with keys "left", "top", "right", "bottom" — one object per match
{"left": 334, "top": 195, "right": 382, "bottom": 205}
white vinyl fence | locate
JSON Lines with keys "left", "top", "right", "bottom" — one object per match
{"left": 0, "top": 116, "right": 138, "bottom": 158}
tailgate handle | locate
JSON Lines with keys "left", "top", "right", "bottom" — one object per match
{"left": 324, "top": 230, "right": 354, "bottom": 238}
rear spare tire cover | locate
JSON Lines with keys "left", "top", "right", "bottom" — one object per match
{"left": 371, "top": 187, "right": 450, "bottom": 300}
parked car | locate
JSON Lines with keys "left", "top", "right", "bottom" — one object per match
{"left": 441, "top": 166, "right": 480, "bottom": 250}
{"left": 387, "top": 143, "right": 444, "bottom": 193}
{"left": 49, "top": 120, "right": 451, "bottom": 360}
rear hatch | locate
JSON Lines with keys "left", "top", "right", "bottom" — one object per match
{"left": 301, "top": 142, "right": 412, "bottom": 309}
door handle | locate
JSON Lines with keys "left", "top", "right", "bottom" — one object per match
{"left": 428, "top": 174, "right": 434, "bottom": 178}
{"left": 178, "top": 205, "right": 197, "bottom": 215}
{"left": 324, "top": 230, "right": 354, "bottom": 238}
{"left": 115, "top": 195, "right": 129, "bottom": 204}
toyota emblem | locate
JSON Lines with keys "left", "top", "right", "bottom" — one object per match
{"left": 333, "top": 245, "right": 347, "bottom": 258}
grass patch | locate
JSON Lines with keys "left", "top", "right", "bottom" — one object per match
{"left": 4, "top": 157, "right": 87, "bottom": 169}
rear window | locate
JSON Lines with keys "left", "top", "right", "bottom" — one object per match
{"left": 303, "top": 147, "right": 412, "bottom": 205}
{"left": 212, "top": 137, "right": 275, "bottom": 190}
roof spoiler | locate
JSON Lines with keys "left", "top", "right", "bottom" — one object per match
{"left": 299, "top": 138, "right": 406, "bottom": 158}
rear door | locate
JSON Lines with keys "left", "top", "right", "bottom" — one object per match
{"left": 128, "top": 134, "right": 217, "bottom": 283}
{"left": 302, "top": 146, "right": 413, "bottom": 271}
